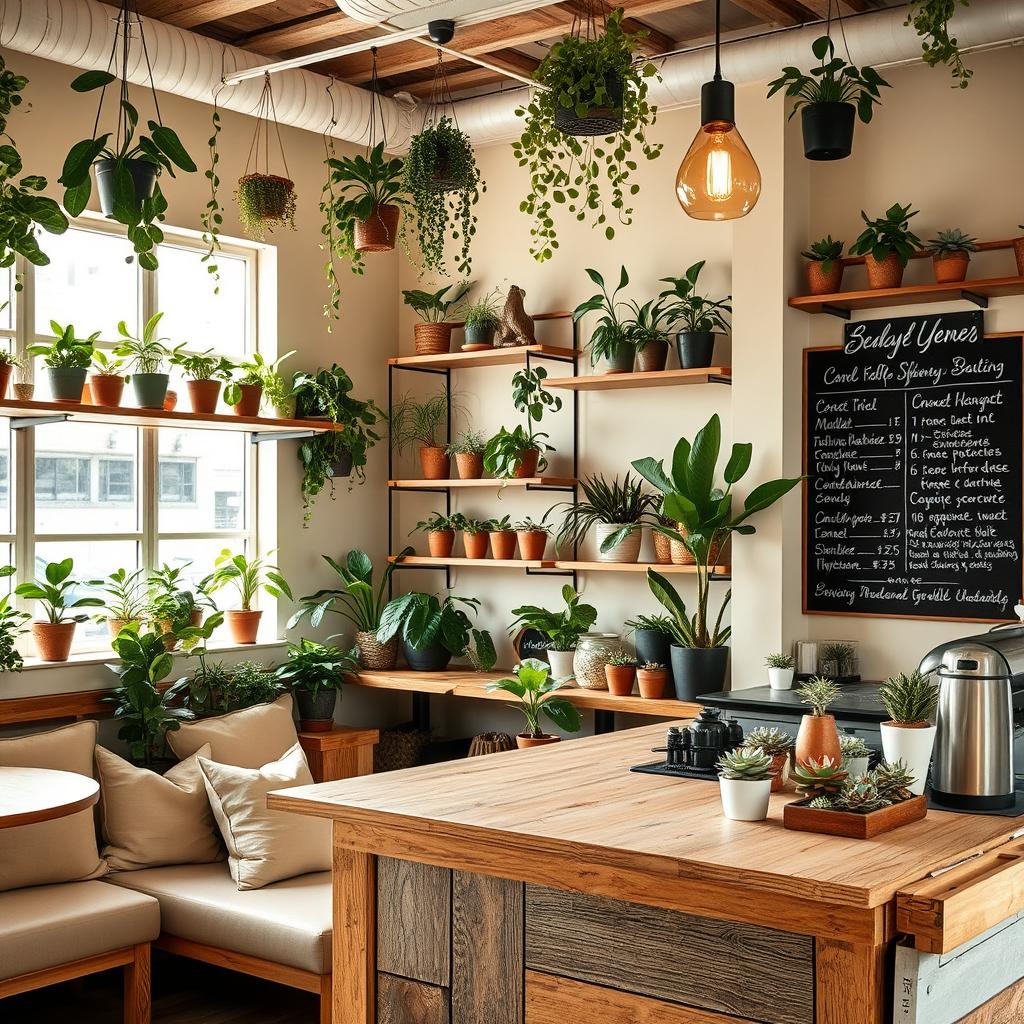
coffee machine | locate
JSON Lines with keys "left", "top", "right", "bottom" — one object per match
{"left": 919, "top": 626, "right": 1024, "bottom": 811}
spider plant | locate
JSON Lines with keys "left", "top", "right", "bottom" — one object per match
{"left": 552, "top": 473, "right": 659, "bottom": 554}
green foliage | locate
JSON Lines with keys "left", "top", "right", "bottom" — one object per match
{"left": 463, "top": 289, "right": 503, "bottom": 330}
{"left": 275, "top": 637, "right": 358, "bottom": 697}
{"left": 483, "top": 425, "right": 552, "bottom": 477}
{"left": 411, "top": 513, "right": 455, "bottom": 534}
{"left": 0, "top": 54, "right": 68, "bottom": 269}
{"left": 765, "top": 651, "right": 794, "bottom": 669}
{"left": 832, "top": 776, "right": 891, "bottom": 813}
{"left": 450, "top": 514, "right": 488, "bottom": 535}
{"left": 169, "top": 345, "right": 234, "bottom": 382}
{"left": 850, "top": 203, "right": 923, "bottom": 267}
{"left": 926, "top": 228, "right": 978, "bottom": 256}
{"left": 512, "top": 366, "right": 562, "bottom": 424}
{"left": 376, "top": 590, "right": 481, "bottom": 656}
{"left": 657, "top": 261, "right": 731, "bottom": 334}
{"left": 207, "top": 549, "right": 292, "bottom": 611}
{"left": 879, "top": 669, "right": 938, "bottom": 724}
{"left": 792, "top": 756, "right": 849, "bottom": 796}
{"left": 445, "top": 429, "right": 486, "bottom": 457}
{"left": 717, "top": 745, "right": 774, "bottom": 781}
{"left": 235, "top": 173, "right": 296, "bottom": 240}
{"left": 746, "top": 725, "right": 795, "bottom": 755}
{"left": 97, "top": 567, "right": 149, "bottom": 623}
{"left": 606, "top": 648, "right": 636, "bottom": 667}
{"left": 401, "top": 282, "right": 471, "bottom": 324}
{"left": 115, "top": 312, "right": 170, "bottom": 374}
{"left": 646, "top": 568, "right": 731, "bottom": 649}
{"left": 808, "top": 795, "right": 834, "bottom": 809}
{"left": 390, "top": 389, "right": 451, "bottom": 452}
{"left": 797, "top": 675, "right": 839, "bottom": 717}
{"left": 485, "top": 658, "right": 582, "bottom": 737}
{"left": 624, "top": 613, "right": 674, "bottom": 637}
{"left": 403, "top": 117, "right": 483, "bottom": 277}
{"left": 508, "top": 584, "right": 598, "bottom": 653}
{"left": 553, "top": 473, "right": 659, "bottom": 553}
{"left": 820, "top": 641, "right": 857, "bottom": 677}
{"left": 800, "top": 235, "right": 844, "bottom": 273}
{"left": 622, "top": 297, "right": 669, "bottom": 352}
{"left": 29, "top": 321, "right": 99, "bottom": 368}
{"left": 201, "top": 99, "right": 223, "bottom": 292}
{"left": 766, "top": 34, "right": 889, "bottom": 124}
{"left": 222, "top": 660, "right": 283, "bottom": 705}
{"left": 146, "top": 563, "right": 209, "bottom": 633}
{"left": 573, "top": 265, "right": 633, "bottom": 366}
{"left": 91, "top": 349, "right": 127, "bottom": 375}
{"left": 513, "top": 9, "right": 661, "bottom": 262}
{"left": 485, "top": 515, "right": 513, "bottom": 533}
{"left": 906, "top": 0, "right": 972, "bottom": 88}
{"left": 15, "top": 558, "right": 103, "bottom": 623}
{"left": 0, "top": 564, "right": 29, "bottom": 671}
{"left": 464, "top": 628, "right": 497, "bottom": 672}
{"left": 839, "top": 733, "right": 871, "bottom": 759}
{"left": 223, "top": 351, "right": 294, "bottom": 411}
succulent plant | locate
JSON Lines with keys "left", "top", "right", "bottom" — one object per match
{"left": 797, "top": 675, "right": 839, "bottom": 717}
{"left": 765, "top": 651, "right": 794, "bottom": 669}
{"left": 716, "top": 745, "right": 774, "bottom": 782}
{"left": 926, "top": 228, "right": 978, "bottom": 257}
{"left": 801, "top": 236, "right": 844, "bottom": 272}
{"left": 872, "top": 760, "right": 917, "bottom": 802}
{"left": 839, "top": 734, "right": 871, "bottom": 759}
{"left": 820, "top": 641, "right": 857, "bottom": 677}
{"left": 879, "top": 670, "right": 938, "bottom": 725}
{"left": 808, "top": 795, "right": 835, "bottom": 810}
{"left": 792, "top": 756, "right": 849, "bottom": 797}
{"left": 606, "top": 649, "right": 637, "bottom": 668}
{"left": 639, "top": 661, "right": 665, "bottom": 671}
{"left": 833, "top": 776, "right": 892, "bottom": 814}
{"left": 746, "top": 726, "right": 795, "bottom": 756}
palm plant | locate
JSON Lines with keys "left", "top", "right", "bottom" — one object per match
{"left": 115, "top": 311, "right": 170, "bottom": 373}
{"left": 552, "top": 473, "right": 659, "bottom": 554}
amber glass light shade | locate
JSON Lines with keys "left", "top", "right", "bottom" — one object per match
{"left": 675, "top": 119, "right": 761, "bottom": 221}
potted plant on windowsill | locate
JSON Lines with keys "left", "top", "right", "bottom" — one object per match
{"left": 765, "top": 651, "right": 795, "bottom": 690}
{"left": 850, "top": 202, "right": 922, "bottom": 290}
{"left": 878, "top": 670, "right": 938, "bottom": 796}
{"left": 376, "top": 590, "right": 483, "bottom": 672}
{"left": 170, "top": 345, "right": 235, "bottom": 415}
{"left": 15, "top": 558, "right": 103, "bottom": 662}
{"left": 206, "top": 549, "right": 292, "bottom": 645}
{"left": 87, "top": 349, "right": 127, "bottom": 407}
{"left": 0, "top": 564, "right": 29, "bottom": 673}
{"left": 29, "top": 321, "right": 98, "bottom": 402}
{"left": 925, "top": 228, "right": 978, "bottom": 284}
{"left": 515, "top": 518, "right": 552, "bottom": 561}
{"left": 795, "top": 675, "right": 842, "bottom": 767}
{"left": 461, "top": 289, "right": 503, "bottom": 350}
{"left": 485, "top": 658, "right": 582, "bottom": 749}
{"left": 746, "top": 726, "right": 795, "bottom": 793}
{"left": 146, "top": 563, "right": 207, "bottom": 650}
{"left": 657, "top": 262, "right": 731, "bottom": 370}
{"left": 114, "top": 312, "right": 171, "bottom": 409}
{"left": 402, "top": 283, "right": 472, "bottom": 356}
{"left": 274, "top": 637, "right": 359, "bottom": 732}
{"left": 0, "top": 350, "right": 21, "bottom": 402}
{"left": 605, "top": 649, "right": 637, "bottom": 696}
{"left": 766, "top": 34, "right": 889, "bottom": 161}
{"left": 840, "top": 733, "right": 871, "bottom": 778}
{"left": 716, "top": 746, "right": 775, "bottom": 821}
{"left": 486, "top": 515, "right": 517, "bottom": 561}
{"left": 801, "top": 236, "right": 845, "bottom": 295}
{"left": 446, "top": 430, "right": 486, "bottom": 480}
{"left": 224, "top": 351, "right": 294, "bottom": 419}
{"left": 484, "top": 366, "right": 562, "bottom": 479}
{"left": 288, "top": 548, "right": 411, "bottom": 671}
{"left": 573, "top": 266, "right": 635, "bottom": 374}
{"left": 509, "top": 584, "right": 598, "bottom": 681}
{"left": 391, "top": 387, "right": 454, "bottom": 480}
{"left": 412, "top": 513, "right": 457, "bottom": 558}
{"left": 96, "top": 567, "right": 148, "bottom": 638}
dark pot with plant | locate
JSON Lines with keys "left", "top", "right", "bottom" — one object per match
{"left": 574, "top": 266, "right": 635, "bottom": 374}
{"left": 412, "top": 513, "right": 456, "bottom": 558}
{"left": 28, "top": 322, "right": 98, "bottom": 402}
{"left": 114, "top": 312, "right": 170, "bottom": 409}
{"left": 391, "top": 387, "right": 454, "bottom": 480}
{"left": 170, "top": 345, "right": 235, "bottom": 415}
{"left": 275, "top": 637, "right": 358, "bottom": 732}
{"left": 446, "top": 430, "right": 486, "bottom": 479}
{"left": 658, "top": 261, "right": 731, "bottom": 370}
{"left": 767, "top": 35, "right": 889, "bottom": 162}
{"left": 850, "top": 202, "right": 922, "bottom": 289}
{"left": 484, "top": 366, "right": 561, "bottom": 479}
{"left": 802, "top": 235, "right": 845, "bottom": 295}
{"left": 513, "top": 8, "right": 662, "bottom": 263}
{"left": 627, "top": 615, "right": 676, "bottom": 685}
{"left": 926, "top": 228, "right": 977, "bottom": 284}
{"left": 485, "top": 659, "right": 582, "bottom": 749}
{"left": 377, "top": 591, "right": 484, "bottom": 673}
{"left": 462, "top": 288, "right": 503, "bottom": 349}
{"left": 402, "top": 283, "right": 471, "bottom": 355}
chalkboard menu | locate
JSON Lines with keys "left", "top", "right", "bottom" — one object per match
{"left": 804, "top": 311, "right": 1023, "bottom": 621}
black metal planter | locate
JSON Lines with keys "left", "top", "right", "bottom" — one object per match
{"left": 555, "top": 74, "right": 625, "bottom": 137}
{"left": 94, "top": 158, "right": 158, "bottom": 218}
{"left": 669, "top": 645, "right": 729, "bottom": 701}
{"left": 800, "top": 102, "right": 855, "bottom": 161}
{"left": 403, "top": 639, "right": 452, "bottom": 672}
{"left": 675, "top": 331, "right": 716, "bottom": 370}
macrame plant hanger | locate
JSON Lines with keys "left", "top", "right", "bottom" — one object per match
{"left": 245, "top": 73, "right": 291, "bottom": 183}
{"left": 423, "top": 49, "right": 462, "bottom": 192}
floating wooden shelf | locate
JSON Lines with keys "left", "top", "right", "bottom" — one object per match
{"left": 545, "top": 367, "right": 732, "bottom": 391}
{"left": 388, "top": 555, "right": 555, "bottom": 569}
{"left": 389, "top": 343, "right": 578, "bottom": 370}
{"left": 553, "top": 560, "right": 732, "bottom": 577}
{"left": 388, "top": 476, "right": 576, "bottom": 489}
{"left": 349, "top": 669, "right": 702, "bottom": 719}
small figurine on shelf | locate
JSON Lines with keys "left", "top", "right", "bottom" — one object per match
{"left": 495, "top": 285, "right": 536, "bottom": 347}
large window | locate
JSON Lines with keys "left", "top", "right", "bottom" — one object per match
{"left": 5, "top": 220, "right": 262, "bottom": 653}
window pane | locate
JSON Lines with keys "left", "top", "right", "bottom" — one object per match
{"left": 156, "top": 244, "right": 249, "bottom": 358}
{"left": 158, "top": 429, "right": 246, "bottom": 532}
{"left": 34, "top": 422, "right": 140, "bottom": 534}
{"left": 35, "top": 227, "right": 140, "bottom": 341}
{"left": 158, "top": 538, "right": 245, "bottom": 606}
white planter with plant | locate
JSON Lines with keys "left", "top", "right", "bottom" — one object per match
{"left": 765, "top": 651, "right": 795, "bottom": 689}
{"left": 509, "top": 585, "right": 598, "bottom": 684}
{"left": 717, "top": 746, "right": 774, "bottom": 821}
{"left": 879, "top": 670, "right": 938, "bottom": 796}
{"left": 553, "top": 473, "right": 658, "bottom": 564}
{"left": 839, "top": 734, "right": 872, "bottom": 778}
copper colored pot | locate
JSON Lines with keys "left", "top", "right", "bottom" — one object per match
{"left": 806, "top": 261, "right": 844, "bottom": 295}
{"left": 864, "top": 252, "right": 904, "bottom": 290}
{"left": 516, "top": 734, "right": 560, "bottom": 749}
{"left": 635, "top": 338, "right": 668, "bottom": 373}
{"left": 428, "top": 530, "right": 455, "bottom": 558}
{"left": 32, "top": 621, "right": 76, "bottom": 662}
{"left": 605, "top": 664, "right": 636, "bottom": 696}
{"left": 88, "top": 373, "right": 125, "bottom": 408}
{"left": 455, "top": 452, "right": 484, "bottom": 479}
{"left": 355, "top": 204, "right": 400, "bottom": 252}
{"left": 769, "top": 752, "right": 792, "bottom": 793}
{"left": 163, "top": 390, "right": 178, "bottom": 412}
{"left": 795, "top": 713, "right": 841, "bottom": 768}
{"left": 932, "top": 252, "right": 970, "bottom": 284}
{"left": 230, "top": 383, "right": 263, "bottom": 418}
{"left": 517, "top": 530, "right": 548, "bottom": 561}
{"left": 226, "top": 609, "right": 262, "bottom": 644}
{"left": 0, "top": 363, "right": 12, "bottom": 400}
{"left": 418, "top": 446, "right": 450, "bottom": 480}
{"left": 652, "top": 530, "right": 672, "bottom": 565}
{"left": 490, "top": 531, "right": 517, "bottom": 560}
{"left": 463, "top": 532, "right": 489, "bottom": 559}
{"left": 512, "top": 448, "right": 540, "bottom": 479}
{"left": 186, "top": 379, "right": 222, "bottom": 414}
{"left": 414, "top": 322, "right": 453, "bottom": 355}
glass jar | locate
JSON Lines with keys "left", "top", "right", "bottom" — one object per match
{"left": 573, "top": 633, "right": 621, "bottom": 691}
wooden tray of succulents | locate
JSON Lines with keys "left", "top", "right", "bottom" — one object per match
{"left": 784, "top": 759, "right": 928, "bottom": 839}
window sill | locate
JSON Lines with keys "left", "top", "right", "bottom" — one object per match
{"left": 18, "top": 638, "right": 289, "bottom": 672}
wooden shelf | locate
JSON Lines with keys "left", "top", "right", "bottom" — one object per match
{"left": 389, "top": 344, "right": 578, "bottom": 370}
{"left": 388, "top": 555, "right": 555, "bottom": 569}
{"left": 349, "top": 669, "right": 701, "bottom": 718}
{"left": 545, "top": 367, "right": 732, "bottom": 391}
{"left": 788, "top": 275, "right": 1024, "bottom": 315}
{"left": 389, "top": 476, "right": 576, "bottom": 489}
{"left": 554, "top": 560, "right": 732, "bottom": 577}
{"left": 0, "top": 398, "right": 338, "bottom": 437}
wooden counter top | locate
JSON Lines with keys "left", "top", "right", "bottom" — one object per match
{"left": 272, "top": 722, "right": 1024, "bottom": 943}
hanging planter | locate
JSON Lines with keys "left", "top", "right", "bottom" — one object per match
{"left": 554, "top": 71, "right": 625, "bottom": 136}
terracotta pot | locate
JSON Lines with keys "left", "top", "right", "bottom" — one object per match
{"left": 1014, "top": 236, "right": 1024, "bottom": 276}
{"left": 186, "top": 379, "right": 222, "bottom": 415}
{"left": 605, "top": 664, "right": 636, "bottom": 696}
{"left": 0, "top": 362, "right": 12, "bottom": 400}
{"left": 932, "top": 252, "right": 970, "bottom": 284}
{"left": 88, "top": 373, "right": 125, "bottom": 407}
{"left": 13, "top": 383, "right": 33, "bottom": 401}
{"left": 190, "top": 608, "right": 204, "bottom": 628}
{"left": 230, "top": 383, "right": 263, "bottom": 418}
{"left": 512, "top": 448, "right": 540, "bottom": 479}
{"left": 795, "top": 713, "right": 842, "bottom": 768}
{"left": 636, "top": 668, "right": 667, "bottom": 699}
{"left": 155, "top": 619, "right": 181, "bottom": 651}
{"left": 463, "top": 532, "right": 489, "bottom": 559}
{"left": 455, "top": 452, "right": 484, "bottom": 479}
{"left": 107, "top": 617, "right": 136, "bottom": 638}
{"left": 226, "top": 609, "right": 262, "bottom": 644}
{"left": 516, "top": 734, "right": 561, "bottom": 749}
{"left": 652, "top": 529, "right": 672, "bottom": 565}
{"left": 413, "top": 322, "right": 453, "bottom": 355}
{"left": 354, "top": 203, "right": 400, "bottom": 252}
{"left": 418, "top": 446, "right": 450, "bottom": 480}
{"left": 490, "top": 531, "right": 517, "bottom": 560}
{"left": 163, "top": 390, "right": 178, "bottom": 412}
{"left": 32, "top": 621, "right": 76, "bottom": 662}
{"left": 864, "top": 252, "right": 904, "bottom": 290}
{"left": 427, "top": 530, "right": 455, "bottom": 558}
{"left": 80, "top": 381, "right": 93, "bottom": 405}
{"left": 355, "top": 631, "right": 398, "bottom": 670}
{"left": 635, "top": 338, "right": 669, "bottom": 373}
{"left": 807, "top": 261, "right": 844, "bottom": 295}
{"left": 769, "top": 752, "right": 792, "bottom": 793}
{"left": 517, "top": 530, "right": 548, "bottom": 560}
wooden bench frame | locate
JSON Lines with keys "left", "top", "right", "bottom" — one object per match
{"left": 0, "top": 942, "right": 150, "bottom": 1023}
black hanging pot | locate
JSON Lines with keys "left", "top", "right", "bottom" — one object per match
{"left": 800, "top": 102, "right": 855, "bottom": 161}
{"left": 94, "top": 158, "right": 158, "bottom": 217}
{"left": 403, "top": 639, "right": 452, "bottom": 672}
{"left": 331, "top": 450, "right": 354, "bottom": 479}
{"left": 555, "top": 73, "right": 625, "bottom": 137}
{"left": 675, "top": 331, "right": 717, "bottom": 370}
{"left": 669, "top": 645, "right": 729, "bottom": 701}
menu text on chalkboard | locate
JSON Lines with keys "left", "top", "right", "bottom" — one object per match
{"left": 804, "top": 311, "right": 1022, "bottom": 621}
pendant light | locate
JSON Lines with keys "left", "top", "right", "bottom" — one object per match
{"left": 675, "top": 0, "right": 761, "bottom": 221}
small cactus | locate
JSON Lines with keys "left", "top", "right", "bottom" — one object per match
{"left": 765, "top": 651, "right": 794, "bottom": 669}
{"left": 746, "top": 726, "right": 795, "bottom": 756}
{"left": 872, "top": 760, "right": 917, "bottom": 802}
{"left": 833, "top": 776, "right": 892, "bottom": 813}
{"left": 879, "top": 670, "right": 938, "bottom": 725}
{"left": 808, "top": 795, "right": 835, "bottom": 810}
{"left": 792, "top": 756, "right": 849, "bottom": 796}
{"left": 797, "top": 676, "right": 839, "bottom": 717}
{"left": 716, "top": 745, "right": 774, "bottom": 782}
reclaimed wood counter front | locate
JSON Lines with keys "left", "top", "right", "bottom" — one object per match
{"left": 270, "top": 723, "right": 1024, "bottom": 1024}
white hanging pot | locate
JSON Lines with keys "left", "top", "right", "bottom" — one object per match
{"left": 718, "top": 777, "right": 772, "bottom": 821}
{"left": 595, "top": 523, "right": 642, "bottom": 563}
{"left": 880, "top": 722, "right": 936, "bottom": 796}
{"left": 546, "top": 649, "right": 576, "bottom": 680}
{"left": 767, "top": 667, "right": 794, "bottom": 690}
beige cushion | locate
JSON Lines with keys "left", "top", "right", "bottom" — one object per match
{"left": 107, "top": 863, "right": 331, "bottom": 974}
{"left": 0, "top": 879, "right": 159, "bottom": 980}
{"left": 96, "top": 743, "right": 223, "bottom": 872}
{"left": 198, "top": 743, "right": 330, "bottom": 890}
{"left": 0, "top": 722, "right": 106, "bottom": 892}
{"left": 167, "top": 693, "right": 297, "bottom": 768}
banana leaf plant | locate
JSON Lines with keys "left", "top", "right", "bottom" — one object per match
{"left": 630, "top": 414, "right": 803, "bottom": 648}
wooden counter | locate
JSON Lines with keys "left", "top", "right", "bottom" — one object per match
{"left": 273, "top": 722, "right": 1024, "bottom": 1024}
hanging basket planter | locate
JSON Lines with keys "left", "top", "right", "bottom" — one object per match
{"left": 554, "top": 72, "right": 625, "bottom": 137}
{"left": 800, "top": 101, "right": 855, "bottom": 161}
{"left": 236, "top": 172, "right": 296, "bottom": 239}
{"left": 354, "top": 203, "right": 400, "bottom": 252}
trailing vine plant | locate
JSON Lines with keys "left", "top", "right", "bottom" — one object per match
{"left": 906, "top": 0, "right": 972, "bottom": 88}
{"left": 513, "top": 7, "right": 661, "bottom": 263}
{"left": 200, "top": 75, "right": 225, "bottom": 293}
{"left": 319, "top": 81, "right": 343, "bottom": 329}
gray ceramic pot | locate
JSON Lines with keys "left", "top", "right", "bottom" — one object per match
{"left": 403, "top": 639, "right": 452, "bottom": 672}
{"left": 132, "top": 372, "right": 169, "bottom": 409}
{"left": 669, "top": 645, "right": 730, "bottom": 700}
{"left": 464, "top": 322, "right": 497, "bottom": 347}
{"left": 47, "top": 367, "right": 87, "bottom": 402}
{"left": 675, "top": 332, "right": 716, "bottom": 369}
{"left": 295, "top": 687, "right": 338, "bottom": 725}
{"left": 604, "top": 343, "right": 635, "bottom": 374}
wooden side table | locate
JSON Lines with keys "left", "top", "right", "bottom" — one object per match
{"left": 0, "top": 767, "right": 99, "bottom": 829}
{"left": 298, "top": 726, "right": 379, "bottom": 784}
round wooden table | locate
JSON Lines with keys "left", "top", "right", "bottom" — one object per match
{"left": 0, "top": 766, "right": 100, "bottom": 829}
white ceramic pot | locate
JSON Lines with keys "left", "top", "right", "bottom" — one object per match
{"left": 880, "top": 722, "right": 937, "bottom": 795}
{"left": 767, "top": 667, "right": 794, "bottom": 690}
{"left": 595, "top": 523, "right": 642, "bottom": 563}
{"left": 843, "top": 755, "right": 870, "bottom": 778}
{"left": 546, "top": 649, "right": 576, "bottom": 681}
{"left": 718, "top": 777, "right": 772, "bottom": 821}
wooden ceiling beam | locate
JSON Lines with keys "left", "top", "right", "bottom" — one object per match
{"left": 232, "top": 11, "right": 368, "bottom": 53}
{"left": 136, "top": 0, "right": 272, "bottom": 29}
{"left": 555, "top": 2, "right": 675, "bottom": 55}
{"left": 726, "top": 0, "right": 818, "bottom": 26}
{"left": 392, "top": 66, "right": 506, "bottom": 97}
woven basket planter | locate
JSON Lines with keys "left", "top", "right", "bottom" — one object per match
{"left": 670, "top": 525, "right": 724, "bottom": 566}
{"left": 355, "top": 204, "right": 400, "bottom": 252}
{"left": 356, "top": 631, "right": 398, "bottom": 670}
{"left": 414, "top": 322, "right": 453, "bottom": 355}
{"left": 652, "top": 529, "right": 673, "bottom": 565}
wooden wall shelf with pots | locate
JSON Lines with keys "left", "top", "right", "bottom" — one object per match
{"left": 544, "top": 367, "right": 732, "bottom": 391}
{"left": 553, "top": 560, "right": 732, "bottom": 579}
{"left": 390, "top": 343, "right": 578, "bottom": 371}
{"left": 388, "top": 476, "right": 577, "bottom": 490}
{"left": 388, "top": 555, "right": 556, "bottom": 570}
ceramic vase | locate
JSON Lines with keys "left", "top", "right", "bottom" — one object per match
{"left": 719, "top": 777, "right": 772, "bottom": 821}
{"left": 880, "top": 722, "right": 936, "bottom": 796}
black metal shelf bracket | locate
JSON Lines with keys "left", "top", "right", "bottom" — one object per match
{"left": 821, "top": 304, "right": 852, "bottom": 321}
{"left": 10, "top": 414, "right": 70, "bottom": 430}
{"left": 249, "top": 429, "right": 319, "bottom": 445}
{"left": 961, "top": 290, "right": 989, "bottom": 309}
{"left": 708, "top": 373, "right": 733, "bottom": 386}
